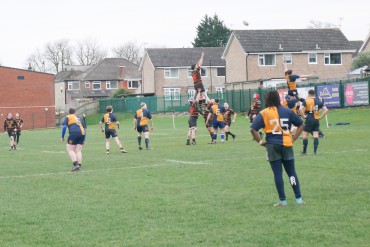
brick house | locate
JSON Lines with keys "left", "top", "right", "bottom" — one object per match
{"left": 55, "top": 58, "right": 141, "bottom": 112}
{"left": 222, "top": 29, "right": 356, "bottom": 89}
{"left": 0, "top": 66, "right": 55, "bottom": 129}
{"left": 139, "top": 47, "right": 226, "bottom": 99}
{"left": 359, "top": 31, "right": 370, "bottom": 53}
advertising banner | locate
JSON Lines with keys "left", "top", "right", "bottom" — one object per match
{"left": 344, "top": 82, "right": 369, "bottom": 106}
{"left": 317, "top": 84, "right": 340, "bottom": 108}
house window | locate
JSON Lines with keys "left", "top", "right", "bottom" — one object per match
{"left": 217, "top": 67, "right": 226, "bottom": 77}
{"left": 201, "top": 68, "right": 208, "bottom": 77}
{"left": 164, "top": 88, "right": 180, "bottom": 101}
{"left": 128, "top": 80, "right": 139, "bottom": 89}
{"left": 324, "top": 53, "right": 342, "bottom": 65}
{"left": 17, "top": 76, "right": 25, "bottom": 80}
{"left": 308, "top": 53, "right": 317, "bottom": 64}
{"left": 68, "top": 81, "right": 80, "bottom": 90}
{"left": 93, "top": 81, "right": 101, "bottom": 90}
{"left": 215, "top": 87, "right": 223, "bottom": 99}
{"left": 187, "top": 68, "right": 208, "bottom": 77}
{"left": 283, "top": 54, "right": 292, "bottom": 64}
{"left": 258, "top": 54, "right": 276, "bottom": 66}
{"left": 164, "top": 68, "right": 179, "bottom": 78}
{"left": 107, "top": 81, "right": 118, "bottom": 89}
{"left": 188, "top": 88, "right": 195, "bottom": 99}
{"left": 85, "top": 81, "right": 90, "bottom": 88}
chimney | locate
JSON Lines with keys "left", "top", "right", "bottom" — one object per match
{"left": 28, "top": 63, "right": 33, "bottom": 71}
{"left": 315, "top": 43, "right": 320, "bottom": 49}
{"left": 278, "top": 44, "right": 283, "bottom": 50}
{"left": 119, "top": 65, "right": 125, "bottom": 79}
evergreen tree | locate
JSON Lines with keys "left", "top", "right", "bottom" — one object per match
{"left": 352, "top": 51, "right": 370, "bottom": 70}
{"left": 192, "top": 14, "right": 231, "bottom": 47}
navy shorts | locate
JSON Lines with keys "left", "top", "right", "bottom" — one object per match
{"left": 304, "top": 118, "right": 320, "bottom": 133}
{"left": 137, "top": 125, "right": 149, "bottom": 133}
{"left": 288, "top": 89, "right": 298, "bottom": 97}
{"left": 68, "top": 133, "right": 85, "bottom": 145}
{"left": 105, "top": 129, "right": 118, "bottom": 138}
{"left": 212, "top": 120, "right": 225, "bottom": 129}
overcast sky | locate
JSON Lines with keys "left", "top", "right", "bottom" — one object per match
{"left": 1, "top": 0, "right": 369, "bottom": 69}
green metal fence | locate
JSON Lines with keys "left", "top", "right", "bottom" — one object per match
{"left": 98, "top": 77, "right": 370, "bottom": 115}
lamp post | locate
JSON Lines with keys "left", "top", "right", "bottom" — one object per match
{"left": 45, "top": 107, "right": 48, "bottom": 130}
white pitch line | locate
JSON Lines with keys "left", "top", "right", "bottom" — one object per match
{"left": 164, "top": 159, "right": 211, "bottom": 165}
{"left": 0, "top": 163, "right": 185, "bottom": 180}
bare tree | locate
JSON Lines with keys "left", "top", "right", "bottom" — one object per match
{"left": 75, "top": 38, "right": 107, "bottom": 65}
{"left": 44, "top": 39, "right": 74, "bottom": 73}
{"left": 112, "top": 41, "right": 143, "bottom": 65}
{"left": 26, "top": 49, "right": 46, "bottom": 72}
{"left": 308, "top": 20, "right": 336, "bottom": 29}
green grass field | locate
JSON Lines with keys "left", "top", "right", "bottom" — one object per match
{"left": 1, "top": 108, "right": 369, "bottom": 247}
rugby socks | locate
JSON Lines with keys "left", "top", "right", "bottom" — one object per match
{"left": 228, "top": 131, "right": 235, "bottom": 139}
{"left": 220, "top": 133, "right": 225, "bottom": 142}
{"left": 225, "top": 132, "right": 229, "bottom": 141}
{"left": 138, "top": 136, "right": 142, "bottom": 146}
{"left": 145, "top": 138, "right": 149, "bottom": 149}
{"left": 313, "top": 138, "right": 319, "bottom": 154}
{"left": 302, "top": 139, "right": 308, "bottom": 153}
{"left": 210, "top": 132, "right": 214, "bottom": 140}
{"left": 213, "top": 134, "right": 217, "bottom": 141}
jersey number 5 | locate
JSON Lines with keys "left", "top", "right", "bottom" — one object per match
{"left": 270, "top": 118, "right": 289, "bottom": 135}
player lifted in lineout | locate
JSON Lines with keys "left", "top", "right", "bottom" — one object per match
{"left": 191, "top": 52, "right": 210, "bottom": 107}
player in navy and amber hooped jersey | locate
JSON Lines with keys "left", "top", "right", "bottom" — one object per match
{"left": 250, "top": 91, "right": 305, "bottom": 207}
{"left": 299, "top": 89, "right": 328, "bottom": 155}
{"left": 14, "top": 113, "right": 24, "bottom": 146}
{"left": 4, "top": 113, "right": 17, "bottom": 151}
{"left": 99, "top": 105, "right": 127, "bottom": 155}
{"left": 134, "top": 102, "right": 154, "bottom": 150}
{"left": 206, "top": 98, "right": 226, "bottom": 144}
{"left": 61, "top": 108, "right": 86, "bottom": 172}
{"left": 283, "top": 60, "right": 311, "bottom": 99}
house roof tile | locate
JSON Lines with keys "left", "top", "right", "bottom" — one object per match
{"left": 146, "top": 47, "right": 225, "bottom": 67}
{"left": 232, "top": 29, "right": 354, "bottom": 53}
{"left": 77, "top": 58, "right": 140, "bottom": 81}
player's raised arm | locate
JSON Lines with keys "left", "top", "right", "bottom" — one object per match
{"left": 196, "top": 52, "right": 205, "bottom": 69}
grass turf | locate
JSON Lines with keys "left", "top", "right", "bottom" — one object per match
{"left": 0, "top": 108, "right": 369, "bottom": 246}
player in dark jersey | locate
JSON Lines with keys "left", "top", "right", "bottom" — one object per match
{"left": 251, "top": 90, "right": 304, "bottom": 206}
{"left": 61, "top": 108, "right": 86, "bottom": 172}
{"left": 14, "top": 113, "right": 24, "bottom": 146}
{"left": 202, "top": 99, "right": 215, "bottom": 143}
{"left": 299, "top": 90, "right": 329, "bottom": 155}
{"left": 4, "top": 113, "right": 17, "bottom": 151}
{"left": 247, "top": 93, "right": 263, "bottom": 139}
{"left": 223, "top": 103, "right": 237, "bottom": 141}
{"left": 99, "top": 105, "right": 127, "bottom": 154}
{"left": 186, "top": 93, "right": 201, "bottom": 145}
{"left": 134, "top": 102, "right": 154, "bottom": 150}
{"left": 191, "top": 52, "right": 209, "bottom": 105}
{"left": 206, "top": 98, "right": 226, "bottom": 144}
